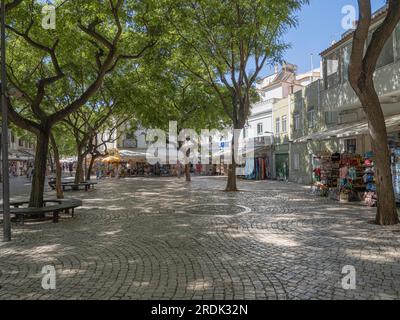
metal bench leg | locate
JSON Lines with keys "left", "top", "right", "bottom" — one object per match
{"left": 53, "top": 211, "right": 59, "bottom": 223}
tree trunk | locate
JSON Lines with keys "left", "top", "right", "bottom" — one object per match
{"left": 0, "top": 134, "right": 2, "bottom": 182}
{"left": 29, "top": 130, "right": 50, "bottom": 207}
{"left": 185, "top": 163, "right": 191, "bottom": 182}
{"left": 86, "top": 155, "right": 96, "bottom": 181}
{"left": 347, "top": 1, "right": 400, "bottom": 226}
{"left": 372, "top": 139, "right": 398, "bottom": 225}
{"left": 50, "top": 135, "right": 64, "bottom": 199}
{"left": 74, "top": 152, "right": 85, "bottom": 184}
{"left": 225, "top": 133, "right": 238, "bottom": 191}
{"left": 48, "top": 152, "right": 55, "bottom": 174}
{"left": 363, "top": 91, "right": 399, "bottom": 225}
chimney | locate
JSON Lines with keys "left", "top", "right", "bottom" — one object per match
{"left": 274, "top": 64, "right": 279, "bottom": 74}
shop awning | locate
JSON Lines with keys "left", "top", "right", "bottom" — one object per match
{"left": 118, "top": 149, "right": 146, "bottom": 162}
{"left": 211, "top": 145, "right": 267, "bottom": 160}
{"left": 294, "top": 113, "right": 400, "bottom": 143}
{"left": 119, "top": 148, "right": 172, "bottom": 163}
{"left": 119, "top": 149, "right": 147, "bottom": 158}
{"left": 9, "top": 149, "right": 35, "bottom": 161}
{"left": 60, "top": 156, "right": 77, "bottom": 163}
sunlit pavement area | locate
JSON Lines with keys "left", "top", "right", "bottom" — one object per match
{"left": 1, "top": 176, "right": 400, "bottom": 300}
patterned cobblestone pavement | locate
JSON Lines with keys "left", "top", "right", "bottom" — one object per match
{"left": 1, "top": 176, "right": 400, "bottom": 300}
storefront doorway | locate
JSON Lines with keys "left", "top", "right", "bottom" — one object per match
{"left": 276, "top": 153, "right": 289, "bottom": 181}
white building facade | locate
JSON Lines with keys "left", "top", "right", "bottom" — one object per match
{"left": 240, "top": 63, "right": 320, "bottom": 180}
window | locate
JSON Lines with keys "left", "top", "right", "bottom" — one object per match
{"left": 341, "top": 44, "right": 351, "bottom": 83}
{"left": 123, "top": 139, "right": 137, "bottom": 148}
{"left": 275, "top": 118, "right": 280, "bottom": 135}
{"left": 282, "top": 115, "right": 287, "bottom": 133}
{"left": 294, "top": 113, "right": 301, "bottom": 131}
{"left": 18, "top": 139, "right": 23, "bottom": 147}
{"left": 377, "top": 34, "right": 394, "bottom": 68}
{"left": 325, "top": 111, "right": 338, "bottom": 125}
{"left": 368, "top": 28, "right": 394, "bottom": 69}
{"left": 243, "top": 127, "right": 247, "bottom": 139}
{"left": 345, "top": 139, "right": 357, "bottom": 154}
{"left": 324, "top": 51, "right": 340, "bottom": 89}
{"left": 11, "top": 133, "right": 15, "bottom": 143}
{"left": 293, "top": 154, "right": 300, "bottom": 171}
{"left": 123, "top": 131, "right": 137, "bottom": 148}
{"left": 307, "top": 108, "right": 315, "bottom": 128}
{"left": 257, "top": 123, "right": 263, "bottom": 136}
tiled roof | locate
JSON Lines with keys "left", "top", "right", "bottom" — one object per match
{"left": 258, "top": 69, "right": 295, "bottom": 90}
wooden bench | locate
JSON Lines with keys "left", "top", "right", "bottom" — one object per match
{"left": 0, "top": 199, "right": 82, "bottom": 225}
{"left": 49, "top": 181, "right": 97, "bottom": 192}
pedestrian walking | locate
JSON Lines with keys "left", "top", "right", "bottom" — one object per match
{"left": 95, "top": 163, "right": 101, "bottom": 180}
{"left": 26, "top": 166, "right": 33, "bottom": 180}
{"left": 69, "top": 162, "right": 73, "bottom": 177}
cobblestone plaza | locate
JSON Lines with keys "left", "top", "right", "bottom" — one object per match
{"left": 1, "top": 177, "right": 400, "bottom": 300}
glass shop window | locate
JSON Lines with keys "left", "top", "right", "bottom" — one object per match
{"left": 345, "top": 139, "right": 357, "bottom": 154}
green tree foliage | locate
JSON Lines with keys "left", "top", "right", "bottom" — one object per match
{"left": 6, "top": 0, "right": 157, "bottom": 206}
{"left": 164, "top": 0, "right": 308, "bottom": 190}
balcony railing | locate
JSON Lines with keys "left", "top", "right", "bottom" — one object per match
{"left": 321, "top": 58, "right": 400, "bottom": 110}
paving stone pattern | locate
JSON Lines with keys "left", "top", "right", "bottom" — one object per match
{"left": 1, "top": 177, "right": 400, "bottom": 300}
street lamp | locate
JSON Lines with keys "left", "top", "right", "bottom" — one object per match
{"left": 1, "top": 0, "right": 11, "bottom": 242}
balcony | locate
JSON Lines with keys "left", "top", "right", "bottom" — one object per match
{"left": 250, "top": 99, "right": 275, "bottom": 117}
{"left": 321, "top": 59, "right": 400, "bottom": 111}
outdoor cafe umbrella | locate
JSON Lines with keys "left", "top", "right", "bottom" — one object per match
{"left": 101, "top": 155, "right": 121, "bottom": 163}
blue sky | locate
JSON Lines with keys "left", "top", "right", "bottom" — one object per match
{"left": 260, "top": 0, "right": 386, "bottom": 77}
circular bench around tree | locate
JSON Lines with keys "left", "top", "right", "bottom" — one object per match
{"left": 0, "top": 199, "right": 82, "bottom": 225}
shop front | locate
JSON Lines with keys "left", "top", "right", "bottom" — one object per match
{"left": 9, "top": 150, "right": 35, "bottom": 177}
{"left": 311, "top": 150, "right": 369, "bottom": 203}
{"left": 295, "top": 113, "right": 400, "bottom": 205}
{"left": 309, "top": 132, "right": 400, "bottom": 206}
{"left": 242, "top": 136, "right": 273, "bottom": 180}
{"left": 274, "top": 144, "right": 289, "bottom": 181}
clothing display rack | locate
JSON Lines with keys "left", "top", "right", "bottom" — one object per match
{"left": 244, "top": 156, "right": 271, "bottom": 180}
{"left": 338, "top": 153, "right": 364, "bottom": 202}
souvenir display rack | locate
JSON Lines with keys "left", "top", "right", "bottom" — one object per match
{"left": 311, "top": 145, "right": 400, "bottom": 207}
{"left": 338, "top": 153, "right": 365, "bottom": 202}
{"left": 312, "top": 151, "right": 370, "bottom": 202}
{"left": 312, "top": 152, "right": 340, "bottom": 197}
{"left": 362, "top": 151, "right": 377, "bottom": 207}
